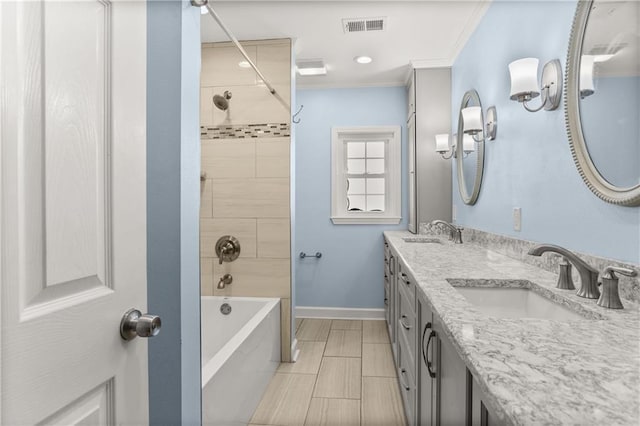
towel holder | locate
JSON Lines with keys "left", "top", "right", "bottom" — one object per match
{"left": 299, "top": 251, "right": 322, "bottom": 259}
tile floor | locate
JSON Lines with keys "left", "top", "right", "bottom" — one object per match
{"left": 249, "top": 319, "right": 407, "bottom": 426}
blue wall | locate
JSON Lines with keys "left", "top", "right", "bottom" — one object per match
{"left": 452, "top": 0, "right": 640, "bottom": 264}
{"left": 147, "top": 1, "right": 201, "bottom": 424}
{"left": 580, "top": 76, "right": 639, "bottom": 188}
{"left": 295, "top": 87, "right": 407, "bottom": 309}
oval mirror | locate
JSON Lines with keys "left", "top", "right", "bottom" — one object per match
{"left": 456, "top": 90, "right": 485, "bottom": 205}
{"left": 566, "top": 0, "right": 640, "bottom": 206}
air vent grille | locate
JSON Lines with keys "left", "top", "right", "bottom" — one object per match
{"left": 343, "top": 17, "right": 386, "bottom": 33}
{"left": 366, "top": 19, "right": 384, "bottom": 31}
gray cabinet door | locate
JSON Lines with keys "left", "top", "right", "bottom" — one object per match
{"left": 434, "top": 315, "right": 467, "bottom": 425}
{"left": 417, "top": 293, "right": 436, "bottom": 426}
{"left": 408, "top": 114, "right": 417, "bottom": 233}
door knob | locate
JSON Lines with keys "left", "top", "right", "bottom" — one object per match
{"left": 120, "top": 309, "right": 162, "bottom": 341}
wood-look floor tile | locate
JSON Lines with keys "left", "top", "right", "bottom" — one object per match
{"left": 296, "top": 319, "right": 331, "bottom": 341}
{"left": 250, "top": 373, "right": 316, "bottom": 426}
{"left": 331, "top": 320, "right": 362, "bottom": 330}
{"left": 313, "top": 357, "right": 361, "bottom": 399}
{"left": 362, "top": 377, "right": 407, "bottom": 426}
{"left": 362, "top": 320, "right": 390, "bottom": 344}
{"left": 324, "top": 330, "right": 362, "bottom": 357}
{"left": 304, "top": 398, "right": 360, "bottom": 426}
{"left": 362, "top": 343, "right": 396, "bottom": 377}
{"left": 278, "top": 341, "right": 325, "bottom": 374}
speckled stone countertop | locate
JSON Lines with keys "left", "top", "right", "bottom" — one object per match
{"left": 384, "top": 231, "right": 640, "bottom": 426}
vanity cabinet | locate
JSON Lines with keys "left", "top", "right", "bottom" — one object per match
{"left": 405, "top": 68, "right": 452, "bottom": 234}
{"left": 385, "top": 240, "right": 496, "bottom": 426}
{"left": 417, "top": 291, "right": 436, "bottom": 426}
{"left": 470, "top": 373, "right": 504, "bottom": 426}
{"left": 395, "top": 258, "right": 418, "bottom": 425}
{"left": 416, "top": 290, "right": 467, "bottom": 426}
{"left": 384, "top": 238, "right": 398, "bottom": 358}
{"left": 434, "top": 315, "right": 467, "bottom": 425}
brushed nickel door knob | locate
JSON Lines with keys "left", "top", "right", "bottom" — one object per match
{"left": 120, "top": 309, "right": 162, "bottom": 340}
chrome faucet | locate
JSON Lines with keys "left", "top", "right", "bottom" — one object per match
{"left": 429, "top": 220, "right": 463, "bottom": 244}
{"left": 598, "top": 266, "right": 637, "bottom": 309}
{"left": 528, "top": 244, "right": 600, "bottom": 299}
{"left": 217, "top": 273, "right": 233, "bottom": 289}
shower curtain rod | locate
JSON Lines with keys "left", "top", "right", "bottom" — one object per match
{"left": 192, "top": 0, "right": 277, "bottom": 95}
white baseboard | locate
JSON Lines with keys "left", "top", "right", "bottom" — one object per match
{"left": 296, "top": 306, "right": 385, "bottom": 320}
{"left": 290, "top": 338, "right": 300, "bottom": 362}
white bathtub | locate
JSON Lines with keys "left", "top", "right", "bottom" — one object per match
{"left": 201, "top": 296, "right": 281, "bottom": 426}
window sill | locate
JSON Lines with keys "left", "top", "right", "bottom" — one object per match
{"left": 330, "top": 216, "right": 402, "bottom": 225}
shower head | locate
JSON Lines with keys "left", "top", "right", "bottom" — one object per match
{"left": 213, "top": 90, "right": 232, "bottom": 111}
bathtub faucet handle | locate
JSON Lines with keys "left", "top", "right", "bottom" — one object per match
{"left": 217, "top": 273, "right": 233, "bottom": 289}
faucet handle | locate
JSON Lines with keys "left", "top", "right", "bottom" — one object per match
{"left": 597, "top": 266, "right": 636, "bottom": 309}
{"left": 557, "top": 258, "right": 575, "bottom": 290}
{"left": 602, "top": 266, "right": 637, "bottom": 279}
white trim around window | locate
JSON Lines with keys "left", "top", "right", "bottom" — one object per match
{"left": 331, "top": 126, "right": 402, "bottom": 225}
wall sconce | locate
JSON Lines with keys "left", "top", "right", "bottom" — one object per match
{"left": 508, "top": 58, "right": 562, "bottom": 112}
{"left": 435, "top": 133, "right": 475, "bottom": 159}
{"left": 461, "top": 134, "right": 475, "bottom": 155}
{"left": 580, "top": 55, "right": 595, "bottom": 98}
{"left": 461, "top": 106, "right": 497, "bottom": 142}
{"left": 435, "top": 134, "right": 455, "bottom": 159}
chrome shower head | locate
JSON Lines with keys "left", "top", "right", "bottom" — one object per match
{"left": 213, "top": 90, "right": 232, "bottom": 111}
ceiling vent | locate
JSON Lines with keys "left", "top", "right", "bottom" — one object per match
{"left": 342, "top": 17, "right": 386, "bottom": 33}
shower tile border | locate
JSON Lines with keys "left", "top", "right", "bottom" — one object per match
{"left": 201, "top": 123, "right": 290, "bottom": 140}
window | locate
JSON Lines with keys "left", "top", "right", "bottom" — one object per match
{"left": 331, "top": 126, "right": 401, "bottom": 224}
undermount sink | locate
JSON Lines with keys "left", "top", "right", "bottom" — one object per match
{"left": 449, "top": 280, "right": 587, "bottom": 321}
{"left": 402, "top": 237, "right": 442, "bottom": 244}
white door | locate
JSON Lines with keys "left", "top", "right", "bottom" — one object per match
{"left": 0, "top": 0, "right": 150, "bottom": 424}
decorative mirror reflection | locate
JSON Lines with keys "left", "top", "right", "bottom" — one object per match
{"left": 456, "top": 90, "right": 485, "bottom": 205}
{"left": 566, "top": 0, "right": 640, "bottom": 205}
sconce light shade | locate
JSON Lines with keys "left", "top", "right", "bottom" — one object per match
{"left": 463, "top": 134, "right": 475, "bottom": 153}
{"left": 580, "top": 55, "right": 595, "bottom": 97}
{"left": 461, "top": 106, "right": 483, "bottom": 134}
{"left": 508, "top": 58, "right": 562, "bottom": 112}
{"left": 435, "top": 134, "right": 450, "bottom": 152}
{"left": 508, "top": 58, "right": 540, "bottom": 100}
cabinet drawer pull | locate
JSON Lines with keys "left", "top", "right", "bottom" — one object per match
{"left": 399, "top": 368, "right": 411, "bottom": 391}
{"left": 422, "top": 322, "right": 431, "bottom": 366}
{"left": 401, "top": 273, "right": 410, "bottom": 286}
{"left": 425, "top": 329, "right": 436, "bottom": 379}
{"left": 400, "top": 314, "right": 412, "bottom": 330}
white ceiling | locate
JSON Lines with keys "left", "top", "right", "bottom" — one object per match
{"left": 201, "top": 1, "right": 491, "bottom": 88}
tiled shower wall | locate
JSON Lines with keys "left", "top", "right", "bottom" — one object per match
{"left": 200, "top": 39, "right": 292, "bottom": 360}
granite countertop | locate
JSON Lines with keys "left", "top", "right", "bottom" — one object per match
{"left": 384, "top": 231, "right": 640, "bottom": 426}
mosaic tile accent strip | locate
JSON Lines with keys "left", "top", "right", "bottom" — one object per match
{"left": 201, "top": 123, "right": 290, "bottom": 139}
{"left": 418, "top": 223, "right": 640, "bottom": 303}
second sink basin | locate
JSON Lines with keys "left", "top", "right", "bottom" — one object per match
{"left": 453, "top": 284, "right": 585, "bottom": 321}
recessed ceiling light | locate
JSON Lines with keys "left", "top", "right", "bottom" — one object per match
{"left": 200, "top": 6, "right": 208, "bottom": 15}
{"left": 354, "top": 56, "right": 373, "bottom": 64}
{"left": 296, "top": 59, "right": 327, "bottom": 76}
{"left": 238, "top": 61, "right": 251, "bottom": 69}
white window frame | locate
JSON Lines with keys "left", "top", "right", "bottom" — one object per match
{"left": 331, "top": 126, "right": 402, "bottom": 225}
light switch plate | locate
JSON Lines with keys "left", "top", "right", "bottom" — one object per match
{"left": 513, "top": 207, "right": 522, "bottom": 232}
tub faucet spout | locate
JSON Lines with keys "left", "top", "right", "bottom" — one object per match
{"left": 528, "top": 244, "right": 600, "bottom": 299}
{"left": 217, "top": 273, "right": 233, "bottom": 289}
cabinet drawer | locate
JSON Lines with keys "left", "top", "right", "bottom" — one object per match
{"left": 398, "top": 338, "right": 416, "bottom": 426}
{"left": 398, "top": 265, "right": 415, "bottom": 305}
{"left": 397, "top": 289, "right": 416, "bottom": 373}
